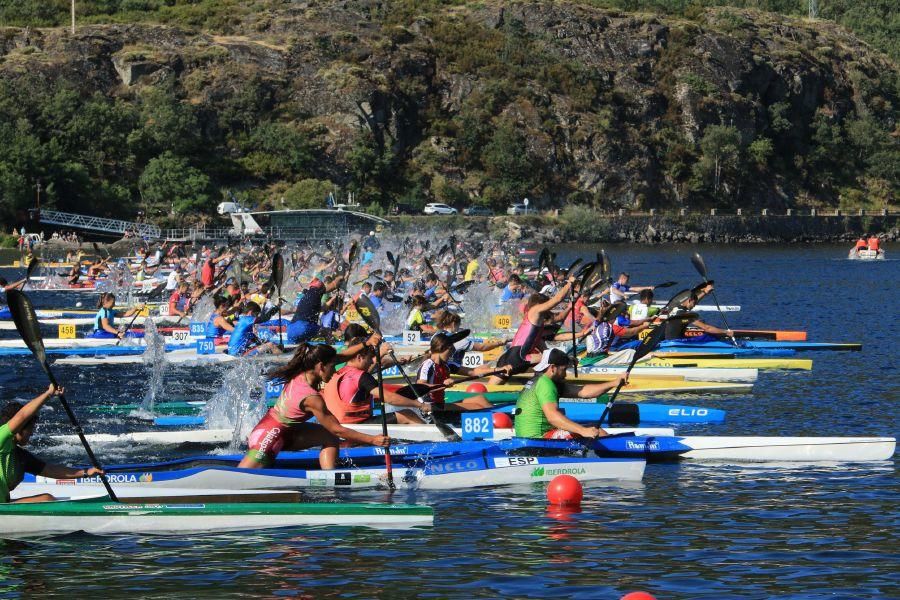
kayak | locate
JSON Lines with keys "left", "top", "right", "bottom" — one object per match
{"left": 655, "top": 344, "right": 796, "bottom": 357}
{"left": 0, "top": 344, "right": 196, "bottom": 358}
{"left": 0, "top": 498, "right": 434, "bottom": 537}
{"left": 643, "top": 357, "right": 812, "bottom": 370}
{"left": 508, "top": 367, "right": 758, "bottom": 383}
{"left": 658, "top": 340, "right": 861, "bottom": 352}
{"left": 49, "top": 426, "right": 675, "bottom": 447}
{"left": 685, "top": 329, "right": 807, "bottom": 342}
{"left": 589, "top": 435, "right": 896, "bottom": 462}
{"left": 18, "top": 449, "right": 646, "bottom": 494}
{"left": 446, "top": 380, "right": 752, "bottom": 395}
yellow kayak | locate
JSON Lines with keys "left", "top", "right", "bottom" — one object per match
{"left": 645, "top": 357, "right": 812, "bottom": 370}
{"left": 448, "top": 379, "right": 752, "bottom": 395}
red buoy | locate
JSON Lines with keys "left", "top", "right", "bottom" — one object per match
{"left": 466, "top": 383, "right": 488, "bottom": 394}
{"left": 492, "top": 412, "right": 513, "bottom": 429}
{"left": 546, "top": 474, "right": 583, "bottom": 506}
{"left": 621, "top": 593, "right": 657, "bottom": 600}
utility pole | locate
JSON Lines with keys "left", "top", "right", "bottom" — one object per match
{"left": 71, "top": 1, "right": 76, "bottom": 34}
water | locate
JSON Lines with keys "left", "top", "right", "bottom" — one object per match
{"left": 0, "top": 244, "right": 897, "bottom": 598}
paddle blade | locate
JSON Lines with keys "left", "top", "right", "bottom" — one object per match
{"left": 354, "top": 294, "right": 382, "bottom": 333}
{"left": 25, "top": 257, "right": 40, "bottom": 280}
{"left": 577, "top": 262, "right": 598, "bottom": 291}
{"left": 394, "top": 383, "right": 436, "bottom": 400}
{"left": 565, "top": 258, "right": 582, "bottom": 277}
{"left": 600, "top": 249, "right": 611, "bottom": 281}
{"left": 386, "top": 252, "right": 396, "bottom": 269}
{"left": 663, "top": 288, "right": 692, "bottom": 313}
{"left": 654, "top": 281, "right": 677, "bottom": 289}
{"left": 446, "top": 328, "right": 471, "bottom": 346}
{"left": 272, "top": 253, "right": 284, "bottom": 289}
{"left": 348, "top": 241, "right": 360, "bottom": 267}
{"left": 537, "top": 248, "right": 549, "bottom": 273}
{"left": 691, "top": 253, "right": 708, "bottom": 280}
{"left": 5, "top": 290, "right": 50, "bottom": 375}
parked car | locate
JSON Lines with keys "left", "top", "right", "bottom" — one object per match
{"left": 423, "top": 203, "right": 458, "bottom": 215}
{"left": 507, "top": 203, "right": 533, "bottom": 215}
{"left": 463, "top": 206, "right": 494, "bottom": 216}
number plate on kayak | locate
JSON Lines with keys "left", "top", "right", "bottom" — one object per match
{"left": 493, "top": 315, "right": 512, "bottom": 329}
{"left": 461, "top": 412, "right": 494, "bottom": 440}
{"left": 196, "top": 340, "right": 215, "bottom": 354}
{"left": 189, "top": 322, "right": 207, "bottom": 337}
{"left": 462, "top": 352, "right": 484, "bottom": 367}
{"left": 58, "top": 323, "right": 76, "bottom": 339}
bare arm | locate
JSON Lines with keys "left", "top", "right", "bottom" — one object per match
{"left": 529, "top": 280, "right": 574, "bottom": 318}
{"left": 302, "top": 395, "right": 390, "bottom": 446}
{"left": 541, "top": 402, "right": 603, "bottom": 438}
{"left": 561, "top": 375, "right": 628, "bottom": 399}
{"left": 7, "top": 385, "right": 59, "bottom": 435}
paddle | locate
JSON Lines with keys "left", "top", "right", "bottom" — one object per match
{"left": 351, "top": 297, "right": 394, "bottom": 488}
{"left": 116, "top": 303, "right": 148, "bottom": 346}
{"left": 25, "top": 256, "right": 40, "bottom": 284}
{"left": 272, "top": 252, "right": 285, "bottom": 350}
{"left": 391, "top": 368, "right": 510, "bottom": 400}
{"left": 354, "top": 295, "right": 460, "bottom": 443}
{"left": 663, "top": 288, "right": 693, "bottom": 314}
{"left": 6, "top": 290, "right": 118, "bottom": 501}
{"left": 690, "top": 253, "right": 738, "bottom": 347}
{"left": 423, "top": 257, "right": 462, "bottom": 308}
{"left": 564, "top": 258, "right": 586, "bottom": 377}
{"left": 653, "top": 281, "right": 678, "bottom": 289}
{"left": 595, "top": 312, "right": 695, "bottom": 426}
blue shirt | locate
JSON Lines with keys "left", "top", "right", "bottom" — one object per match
{"left": 500, "top": 285, "right": 525, "bottom": 302}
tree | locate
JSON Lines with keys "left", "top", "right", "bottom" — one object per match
{"left": 282, "top": 179, "right": 335, "bottom": 209}
{"left": 139, "top": 152, "right": 210, "bottom": 214}
{"left": 692, "top": 125, "right": 743, "bottom": 198}
{"left": 481, "top": 121, "right": 537, "bottom": 206}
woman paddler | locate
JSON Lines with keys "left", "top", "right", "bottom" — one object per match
{"left": 1, "top": 384, "right": 104, "bottom": 503}
{"left": 89, "top": 292, "right": 142, "bottom": 339}
{"left": 206, "top": 295, "right": 235, "bottom": 344}
{"left": 417, "top": 333, "right": 509, "bottom": 412}
{"left": 324, "top": 337, "right": 430, "bottom": 425}
{"left": 489, "top": 274, "right": 577, "bottom": 384}
{"left": 237, "top": 344, "right": 391, "bottom": 470}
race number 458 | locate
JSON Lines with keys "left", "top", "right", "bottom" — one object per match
{"left": 461, "top": 412, "right": 494, "bottom": 440}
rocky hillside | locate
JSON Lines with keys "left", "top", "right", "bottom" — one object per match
{"left": 0, "top": 1, "right": 896, "bottom": 226}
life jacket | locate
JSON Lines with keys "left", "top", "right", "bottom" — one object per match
{"left": 419, "top": 359, "right": 450, "bottom": 406}
{"left": 855, "top": 239, "right": 867, "bottom": 249}
{"left": 270, "top": 377, "right": 316, "bottom": 425}
{"left": 323, "top": 366, "right": 372, "bottom": 424}
{"left": 228, "top": 315, "right": 257, "bottom": 355}
{"left": 867, "top": 237, "right": 880, "bottom": 251}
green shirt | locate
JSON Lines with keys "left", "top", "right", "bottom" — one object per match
{"left": 0, "top": 423, "right": 19, "bottom": 503}
{"left": 514, "top": 375, "right": 561, "bottom": 438}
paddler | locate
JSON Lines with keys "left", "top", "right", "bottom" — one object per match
{"left": 324, "top": 338, "right": 430, "bottom": 425}
{"left": 206, "top": 295, "right": 236, "bottom": 342}
{"left": 867, "top": 235, "right": 880, "bottom": 253}
{"left": 665, "top": 292, "right": 732, "bottom": 342}
{"left": 287, "top": 273, "right": 346, "bottom": 344}
{"left": 513, "top": 348, "right": 628, "bottom": 440}
{"left": 417, "top": 333, "right": 509, "bottom": 411}
{"left": 435, "top": 311, "right": 507, "bottom": 361}
{"left": 490, "top": 275, "right": 578, "bottom": 382}
{"left": 90, "top": 292, "right": 142, "bottom": 339}
{"left": 609, "top": 272, "right": 654, "bottom": 304}
{"left": 1, "top": 384, "right": 104, "bottom": 503}
{"left": 228, "top": 301, "right": 281, "bottom": 356}
{"left": 237, "top": 344, "right": 391, "bottom": 470}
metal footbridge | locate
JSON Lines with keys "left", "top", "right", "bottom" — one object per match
{"left": 36, "top": 210, "right": 161, "bottom": 239}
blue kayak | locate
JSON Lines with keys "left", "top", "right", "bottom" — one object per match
{"left": 659, "top": 339, "right": 860, "bottom": 352}
{"left": 153, "top": 402, "right": 724, "bottom": 428}
{"left": 657, "top": 341, "right": 796, "bottom": 356}
{"left": 0, "top": 344, "right": 193, "bottom": 357}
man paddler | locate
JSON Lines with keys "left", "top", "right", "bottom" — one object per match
{"left": 513, "top": 349, "right": 628, "bottom": 440}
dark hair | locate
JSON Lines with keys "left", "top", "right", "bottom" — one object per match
{"left": 343, "top": 323, "right": 368, "bottom": 341}
{"left": 525, "top": 292, "right": 549, "bottom": 311}
{"left": 213, "top": 295, "right": 230, "bottom": 309}
{"left": 430, "top": 333, "right": 453, "bottom": 353}
{"left": 97, "top": 292, "right": 115, "bottom": 308}
{"left": 347, "top": 337, "right": 376, "bottom": 358}
{"left": 244, "top": 301, "right": 262, "bottom": 316}
{"left": 639, "top": 289, "right": 654, "bottom": 302}
{"left": 372, "top": 282, "right": 387, "bottom": 293}
{"left": 0, "top": 401, "right": 34, "bottom": 428}
{"left": 0, "top": 277, "right": 7, "bottom": 286}
{"left": 270, "top": 343, "right": 337, "bottom": 382}
{"left": 508, "top": 274, "right": 522, "bottom": 285}
{"left": 435, "top": 310, "right": 460, "bottom": 329}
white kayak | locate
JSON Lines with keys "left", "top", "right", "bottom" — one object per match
{"left": 49, "top": 425, "right": 675, "bottom": 446}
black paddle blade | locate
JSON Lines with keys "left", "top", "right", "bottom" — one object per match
{"left": 394, "top": 383, "right": 436, "bottom": 400}
{"left": 452, "top": 280, "right": 476, "bottom": 294}
{"left": 565, "top": 258, "right": 582, "bottom": 277}
{"left": 348, "top": 241, "right": 360, "bottom": 267}
{"left": 691, "top": 253, "right": 708, "bottom": 280}
{"left": 633, "top": 322, "right": 669, "bottom": 364}
{"left": 25, "top": 257, "right": 40, "bottom": 280}
{"left": 354, "top": 294, "right": 381, "bottom": 332}
{"left": 537, "top": 248, "right": 549, "bottom": 272}
{"left": 5, "top": 290, "right": 50, "bottom": 374}
{"left": 663, "top": 288, "right": 693, "bottom": 313}
{"left": 603, "top": 301, "right": 628, "bottom": 322}
{"left": 272, "top": 253, "right": 284, "bottom": 289}
{"left": 446, "top": 328, "right": 471, "bottom": 346}
{"left": 425, "top": 240, "right": 431, "bottom": 252}
{"left": 386, "top": 252, "right": 396, "bottom": 269}
{"left": 600, "top": 249, "right": 611, "bottom": 282}
{"left": 577, "top": 262, "right": 598, "bottom": 291}
{"left": 654, "top": 281, "right": 677, "bottom": 289}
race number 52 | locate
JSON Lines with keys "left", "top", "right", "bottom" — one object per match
{"left": 403, "top": 330, "right": 420, "bottom": 344}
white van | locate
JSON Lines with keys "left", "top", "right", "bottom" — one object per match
{"left": 217, "top": 202, "right": 244, "bottom": 215}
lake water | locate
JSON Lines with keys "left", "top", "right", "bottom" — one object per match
{"left": 0, "top": 244, "right": 896, "bottom": 599}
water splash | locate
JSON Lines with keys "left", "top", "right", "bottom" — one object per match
{"left": 203, "top": 359, "right": 266, "bottom": 451}
{"left": 190, "top": 295, "right": 216, "bottom": 324}
{"left": 138, "top": 319, "right": 167, "bottom": 414}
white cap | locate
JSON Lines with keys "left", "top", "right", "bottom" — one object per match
{"left": 533, "top": 348, "right": 570, "bottom": 372}
{"left": 369, "top": 231, "right": 375, "bottom": 236}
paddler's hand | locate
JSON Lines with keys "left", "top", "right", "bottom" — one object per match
{"left": 725, "top": 329, "right": 734, "bottom": 337}
{"left": 442, "top": 378, "right": 454, "bottom": 386}
{"left": 372, "top": 435, "right": 392, "bottom": 447}
{"left": 500, "top": 364, "right": 513, "bottom": 375}
{"left": 47, "top": 384, "right": 64, "bottom": 396}
{"left": 580, "top": 426, "right": 603, "bottom": 438}
{"left": 419, "top": 402, "right": 432, "bottom": 415}
{"left": 367, "top": 332, "right": 382, "bottom": 347}
{"left": 80, "top": 467, "right": 104, "bottom": 477}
